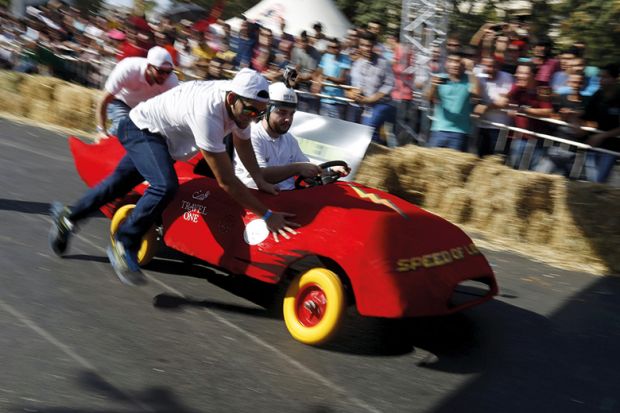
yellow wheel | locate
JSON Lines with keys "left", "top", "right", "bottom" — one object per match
{"left": 110, "top": 204, "right": 158, "bottom": 266}
{"left": 283, "top": 268, "right": 346, "bottom": 345}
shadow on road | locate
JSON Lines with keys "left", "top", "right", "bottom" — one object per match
{"left": 63, "top": 254, "right": 110, "bottom": 264}
{"left": 0, "top": 198, "right": 52, "bottom": 215}
{"left": 13, "top": 370, "right": 200, "bottom": 413}
{"left": 153, "top": 292, "right": 278, "bottom": 320}
{"left": 426, "top": 275, "right": 620, "bottom": 412}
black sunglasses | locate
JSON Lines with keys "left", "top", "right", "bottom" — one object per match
{"left": 154, "top": 66, "right": 173, "bottom": 75}
{"left": 237, "top": 97, "right": 265, "bottom": 118}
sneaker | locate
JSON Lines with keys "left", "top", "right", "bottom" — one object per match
{"left": 48, "top": 201, "right": 74, "bottom": 256}
{"left": 106, "top": 239, "right": 147, "bottom": 286}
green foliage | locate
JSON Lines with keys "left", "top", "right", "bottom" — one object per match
{"left": 556, "top": 0, "right": 620, "bottom": 66}
{"left": 334, "top": 0, "right": 402, "bottom": 34}
{"left": 72, "top": 0, "right": 105, "bottom": 14}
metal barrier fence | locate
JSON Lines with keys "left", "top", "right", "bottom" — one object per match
{"left": 7, "top": 50, "right": 617, "bottom": 182}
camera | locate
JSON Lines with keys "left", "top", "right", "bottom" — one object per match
{"left": 283, "top": 66, "right": 298, "bottom": 88}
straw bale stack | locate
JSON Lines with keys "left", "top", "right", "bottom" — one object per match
{"left": 0, "top": 70, "right": 23, "bottom": 93}
{"left": 52, "top": 84, "right": 98, "bottom": 130}
{"left": 28, "top": 100, "right": 60, "bottom": 125}
{"left": 18, "top": 74, "right": 64, "bottom": 102}
{"left": 357, "top": 145, "right": 478, "bottom": 209}
{"left": 0, "top": 91, "right": 28, "bottom": 116}
{"left": 555, "top": 182, "right": 620, "bottom": 271}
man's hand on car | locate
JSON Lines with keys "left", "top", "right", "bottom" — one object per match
{"left": 297, "top": 162, "right": 322, "bottom": 178}
{"left": 264, "top": 211, "right": 300, "bottom": 242}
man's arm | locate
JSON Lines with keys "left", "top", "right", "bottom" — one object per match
{"left": 586, "top": 126, "right": 620, "bottom": 147}
{"left": 358, "top": 61, "right": 394, "bottom": 105}
{"left": 232, "top": 133, "right": 278, "bottom": 194}
{"left": 261, "top": 163, "right": 321, "bottom": 184}
{"left": 464, "top": 59, "right": 480, "bottom": 97}
{"left": 96, "top": 92, "right": 116, "bottom": 137}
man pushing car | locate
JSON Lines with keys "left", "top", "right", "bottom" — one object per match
{"left": 49, "top": 69, "right": 298, "bottom": 286}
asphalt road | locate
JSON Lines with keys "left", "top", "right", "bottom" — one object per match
{"left": 1, "top": 118, "right": 619, "bottom": 413}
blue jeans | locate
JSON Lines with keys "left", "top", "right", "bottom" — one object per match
{"left": 346, "top": 104, "right": 363, "bottom": 123}
{"left": 585, "top": 151, "right": 617, "bottom": 183}
{"left": 362, "top": 102, "right": 397, "bottom": 145}
{"left": 428, "top": 131, "right": 469, "bottom": 152}
{"left": 107, "top": 99, "right": 131, "bottom": 136}
{"left": 509, "top": 138, "right": 545, "bottom": 170}
{"left": 320, "top": 101, "right": 346, "bottom": 119}
{"left": 69, "top": 117, "right": 178, "bottom": 251}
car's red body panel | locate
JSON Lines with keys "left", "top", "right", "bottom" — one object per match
{"left": 69, "top": 136, "right": 498, "bottom": 318}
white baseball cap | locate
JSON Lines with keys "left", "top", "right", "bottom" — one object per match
{"left": 228, "top": 68, "right": 270, "bottom": 103}
{"left": 147, "top": 46, "right": 173, "bottom": 69}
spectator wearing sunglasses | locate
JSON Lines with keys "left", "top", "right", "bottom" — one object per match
{"left": 49, "top": 69, "right": 299, "bottom": 286}
{"left": 95, "top": 46, "right": 179, "bottom": 140}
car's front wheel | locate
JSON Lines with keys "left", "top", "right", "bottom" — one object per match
{"left": 283, "top": 268, "right": 346, "bottom": 345}
{"left": 110, "top": 204, "right": 158, "bottom": 266}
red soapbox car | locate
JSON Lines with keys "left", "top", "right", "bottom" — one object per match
{"left": 69, "top": 136, "right": 498, "bottom": 346}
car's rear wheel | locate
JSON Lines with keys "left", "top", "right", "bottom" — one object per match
{"left": 283, "top": 268, "right": 346, "bottom": 345}
{"left": 110, "top": 204, "right": 158, "bottom": 266}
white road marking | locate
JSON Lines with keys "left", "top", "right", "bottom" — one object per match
{"left": 6, "top": 129, "right": 383, "bottom": 412}
{"left": 71, "top": 231, "right": 383, "bottom": 413}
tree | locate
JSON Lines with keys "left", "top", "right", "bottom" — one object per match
{"left": 72, "top": 0, "right": 105, "bottom": 15}
{"left": 335, "top": 0, "right": 402, "bottom": 34}
{"left": 555, "top": 0, "right": 620, "bottom": 66}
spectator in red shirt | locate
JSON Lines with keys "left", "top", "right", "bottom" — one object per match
{"left": 116, "top": 26, "right": 147, "bottom": 61}
{"left": 506, "top": 62, "right": 553, "bottom": 169}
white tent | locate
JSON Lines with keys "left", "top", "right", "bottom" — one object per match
{"left": 227, "top": 0, "right": 351, "bottom": 39}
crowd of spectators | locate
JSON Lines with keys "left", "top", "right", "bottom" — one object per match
{"left": 0, "top": 2, "right": 618, "bottom": 183}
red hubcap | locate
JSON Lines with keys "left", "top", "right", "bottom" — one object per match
{"left": 295, "top": 283, "right": 327, "bottom": 327}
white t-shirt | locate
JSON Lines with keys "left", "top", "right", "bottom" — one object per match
{"left": 130, "top": 80, "right": 250, "bottom": 161}
{"left": 478, "top": 71, "right": 514, "bottom": 128}
{"left": 104, "top": 57, "right": 179, "bottom": 108}
{"left": 234, "top": 120, "right": 308, "bottom": 190}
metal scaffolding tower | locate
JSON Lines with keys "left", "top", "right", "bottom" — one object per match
{"left": 398, "top": 0, "right": 450, "bottom": 143}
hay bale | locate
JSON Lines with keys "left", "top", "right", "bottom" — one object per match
{"left": 413, "top": 148, "right": 476, "bottom": 210}
{"left": 0, "top": 70, "right": 23, "bottom": 93}
{"left": 52, "top": 109, "right": 94, "bottom": 130}
{"left": 356, "top": 145, "right": 478, "bottom": 210}
{"left": 27, "top": 100, "right": 60, "bottom": 124}
{"left": 553, "top": 181, "right": 620, "bottom": 271}
{"left": 0, "top": 91, "right": 28, "bottom": 116}
{"left": 52, "top": 84, "right": 97, "bottom": 130}
{"left": 54, "top": 84, "right": 94, "bottom": 112}
{"left": 18, "top": 74, "right": 64, "bottom": 102}
{"left": 441, "top": 187, "right": 473, "bottom": 223}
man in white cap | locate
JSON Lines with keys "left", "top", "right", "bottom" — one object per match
{"left": 49, "top": 69, "right": 298, "bottom": 286}
{"left": 235, "top": 82, "right": 349, "bottom": 191}
{"left": 95, "top": 45, "right": 179, "bottom": 139}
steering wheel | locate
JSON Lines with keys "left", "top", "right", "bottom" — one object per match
{"left": 295, "top": 160, "right": 349, "bottom": 189}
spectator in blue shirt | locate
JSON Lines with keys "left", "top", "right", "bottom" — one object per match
{"left": 427, "top": 52, "right": 480, "bottom": 152}
{"left": 231, "top": 19, "right": 255, "bottom": 68}
{"left": 315, "top": 38, "right": 351, "bottom": 119}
